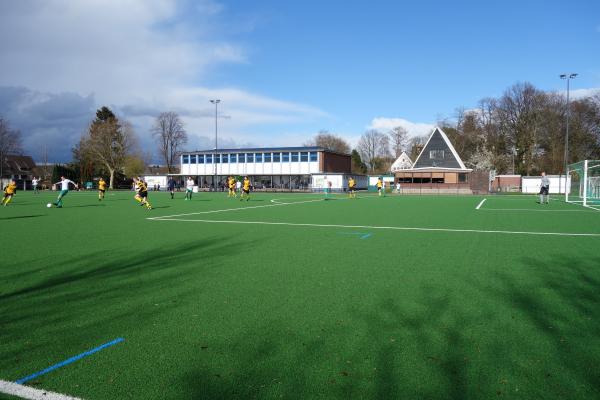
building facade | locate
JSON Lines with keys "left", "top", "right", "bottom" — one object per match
{"left": 179, "top": 146, "right": 353, "bottom": 190}
{"left": 394, "top": 127, "right": 472, "bottom": 193}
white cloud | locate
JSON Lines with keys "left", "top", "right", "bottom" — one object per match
{"left": 0, "top": 0, "right": 328, "bottom": 160}
{"left": 567, "top": 88, "right": 600, "bottom": 100}
{"left": 368, "top": 117, "right": 435, "bottom": 138}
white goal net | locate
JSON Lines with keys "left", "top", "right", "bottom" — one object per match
{"left": 566, "top": 160, "right": 600, "bottom": 209}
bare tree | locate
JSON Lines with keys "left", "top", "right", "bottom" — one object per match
{"left": 152, "top": 112, "right": 187, "bottom": 173}
{"left": 0, "top": 116, "right": 22, "bottom": 186}
{"left": 388, "top": 126, "right": 408, "bottom": 158}
{"left": 357, "top": 129, "right": 390, "bottom": 172}
{"left": 81, "top": 107, "right": 136, "bottom": 189}
{"left": 304, "top": 130, "right": 351, "bottom": 154}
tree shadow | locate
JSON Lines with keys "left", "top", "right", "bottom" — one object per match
{"left": 0, "top": 215, "right": 45, "bottom": 220}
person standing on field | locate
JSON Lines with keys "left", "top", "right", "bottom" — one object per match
{"left": 539, "top": 172, "right": 550, "bottom": 204}
{"left": 185, "top": 177, "right": 194, "bottom": 200}
{"left": 32, "top": 177, "right": 40, "bottom": 194}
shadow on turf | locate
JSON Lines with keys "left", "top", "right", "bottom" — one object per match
{"left": 0, "top": 214, "right": 46, "bottom": 220}
{"left": 177, "top": 255, "right": 600, "bottom": 400}
{"left": 0, "top": 236, "right": 260, "bottom": 372}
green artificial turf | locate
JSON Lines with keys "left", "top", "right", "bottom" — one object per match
{"left": 1, "top": 190, "right": 599, "bottom": 399}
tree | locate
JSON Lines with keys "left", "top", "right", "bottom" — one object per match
{"left": 0, "top": 116, "right": 22, "bottom": 185}
{"left": 80, "top": 107, "right": 136, "bottom": 189}
{"left": 388, "top": 126, "right": 408, "bottom": 158}
{"left": 351, "top": 149, "right": 367, "bottom": 173}
{"left": 123, "top": 155, "right": 146, "bottom": 178}
{"left": 152, "top": 112, "right": 187, "bottom": 173}
{"left": 304, "top": 130, "right": 351, "bottom": 154}
{"left": 357, "top": 129, "right": 391, "bottom": 172}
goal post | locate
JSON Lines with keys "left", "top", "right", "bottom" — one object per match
{"left": 566, "top": 160, "right": 600, "bottom": 208}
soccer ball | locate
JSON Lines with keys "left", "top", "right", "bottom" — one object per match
{"left": 47, "top": 203, "right": 52, "bottom": 208}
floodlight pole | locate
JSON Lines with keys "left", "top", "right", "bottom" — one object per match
{"left": 210, "top": 99, "right": 220, "bottom": 191}
{"left": 560, "top": 73, "right": 577, "bottom": 198}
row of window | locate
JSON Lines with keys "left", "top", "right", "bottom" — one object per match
{"left": 182, "top": 152, "right": 319, "bottom": 165}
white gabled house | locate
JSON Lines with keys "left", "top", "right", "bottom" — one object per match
{"left": 395, "top": 127, "right": 472, "bottom": 188}
{"left": 390, "top": 151, "right": 413, "bottom": 172}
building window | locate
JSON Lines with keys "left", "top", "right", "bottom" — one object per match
{"left": 182, "top": 154, "right": 189, "bottom": 164}
{"left": 458, "top": 173, "right": 468, "bottom": 183}
{"left": 309, "top": 152, "right": 318, "bottom": 162}
{"left": 247, "top": 153, "right": 254, "bottom": 163}
{"left": 264, "top": 152, "right": 272, "bottom": 162}
{"left": 230, "top": 153, "right": 237, "bottom": 163}
{"left": 255, "top": 153, "right": 263, "bottom": 162}
{"left": 190, "top": 154, "right": 197, "bottom": 164}
{"left": 222, "top": 154, "right": 228, "bottom": 163}
{"left": 291, "top": 152, "right": 299, "bottom": 162}
{"left": 198, "top": 154, "right": 204, "bottom": 164}
{"left": 273, "top": 152, "right": 281, "bottom": 162}
{"left": 215, "top": 154, "right": 220, "bottom": 164}
{"left": 238, "top": 153, "right": 245, "bottom": 163}
{"left": 206, "top": 154, "right": 212, "bottom": 163}
{"left": 300, "top": 152, "right": 308, "bottom": 162}
{"left": 282, "top": 152, "right": 290, "bottom": 162}
{"left": 429, "top": 150, "right": 444, "bottom": 159}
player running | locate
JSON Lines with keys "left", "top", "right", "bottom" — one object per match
{"left": 185, "top": 177, "right": 194, "bottom": 200}
{"left": 134, "top": 177, "right": 152, "bottom": 210}
{"left": 98, "top": 177, "right": 107, "bottom": 201}
{"left": 240, "top": 176, "right": 251, "bottom": 201}
{"left": 227, "top": 176, "right": 236, "bottom": 198}
{"left": 376, "top": 177, "right": 384, "bottom": 197}
{"left": 235, "top": 179, "right": 242, "bottom": 196}
{"left": 52, "top": 176, "right": 78, "bottom": 208}
{"left": 1, "top": 179, "right": 17, "bottom": 206}
{"left": 348, "top": 177, "right": 356, "bottom": 199}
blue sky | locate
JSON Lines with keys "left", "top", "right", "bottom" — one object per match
{"left": 0, "top": 0, "right": 598, "bottom": 161}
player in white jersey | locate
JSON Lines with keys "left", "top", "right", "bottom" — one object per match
{"left": 185, "top": 177, "right": 194, "bottom": 200}
{"left": 52, "top": 176, "right": 78, "bottom": 208}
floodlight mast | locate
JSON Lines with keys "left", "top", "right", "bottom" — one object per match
{"left": 560, "top": 73, "right": 577, "bottom": 200}
{"left": 210, "top": 99, "right": 220, "bottom": 191}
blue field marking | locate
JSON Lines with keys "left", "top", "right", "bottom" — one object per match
{"left": 16, "top": 338, "right": 124, "bottom": 384}
{"left": 338, "top": 232, "right": 372, "bottom": 239}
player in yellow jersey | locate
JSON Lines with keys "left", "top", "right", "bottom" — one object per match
{"left": 348, "top": 177, "right": 356, "bottom": 199}
{"left": 376, "top": 177, "right": 383, "bottom": 197}
{"left": 240, "top": 176, "right": 251, "bottom": 201}
{"left": 98, "top": 178, "right": 107, "bottom": 201}
{"left": 227, "top": 176, "right": 236, "bottom": 198}
{"left": 1, "top": 180, "right": 17, "bottom": 206}
{"left": 134, "top": 177, "right": 152, "bottom": 210}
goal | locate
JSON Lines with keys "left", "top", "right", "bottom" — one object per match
{"left": 566, "top": 160, "right": 600, "bottom": 209}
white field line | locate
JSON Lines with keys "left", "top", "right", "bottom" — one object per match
{"left": 475, "top": 198, "right": 487, "bottom": 210}
{"left": 0, "top": 380, "right": 82, "bottom": 400}
{"left": 149, "top": 218, "right": 600, "bottom": 237}
{"left": 147, "top": 198, "right": 324, "bottom": 220}
{"left": 480, "top": 208, "right": 599, "bottom": 213}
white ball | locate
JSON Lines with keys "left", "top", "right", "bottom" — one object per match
{"left": 47, "top": 203, "right": 52, "bottom": 208}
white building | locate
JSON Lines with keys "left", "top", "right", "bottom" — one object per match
{"left": 179, "top": 146, "right": 356, "bottom": 190}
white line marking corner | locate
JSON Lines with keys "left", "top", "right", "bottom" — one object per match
{"left": 0, "top": 380, "right": 83, "bottom": 400}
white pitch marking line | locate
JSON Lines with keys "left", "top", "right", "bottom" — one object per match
{"left": 0, "top": 380, "right": 83, "bottom": 400}
{"left": 149, "top": 218, "right": 600, "bottom": 237}
{"left": 147, "top": 198, "right": 324, "bottom": 220}
{"left": 479, "top": 208, "right": 599, "bottom": 213}
{"left": 475, "top": 198, "right": 486, "bottom": 210}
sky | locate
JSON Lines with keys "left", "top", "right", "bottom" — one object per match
{"left": 0, "top": 0, "right": 599, "bottom": 162}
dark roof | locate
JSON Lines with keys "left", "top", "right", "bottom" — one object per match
{"left": 413, "top": 127, "right": 468, "bottom": 170}
{"left": 1, "top": 155, "right": 36, "bottom": 176}
{"left": 182, "top": 146, "right": 350, "bottom": 157}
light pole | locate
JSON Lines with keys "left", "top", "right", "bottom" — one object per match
{"left": 210, "top": 99, "right": 220, "bottom": 191}
{"left": 560, "top": 73, "right": 577, "bottom": 196}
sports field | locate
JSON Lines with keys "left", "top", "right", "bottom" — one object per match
{"left": 1, "top": 190, "right": 600, "bottom": 399}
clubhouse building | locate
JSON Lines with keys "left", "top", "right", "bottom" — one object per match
{"left": 394, "top": 127, "right": 472, "bottom": 192}
{"left": 179, "top": 146, "right": 361, "bottom": 190}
